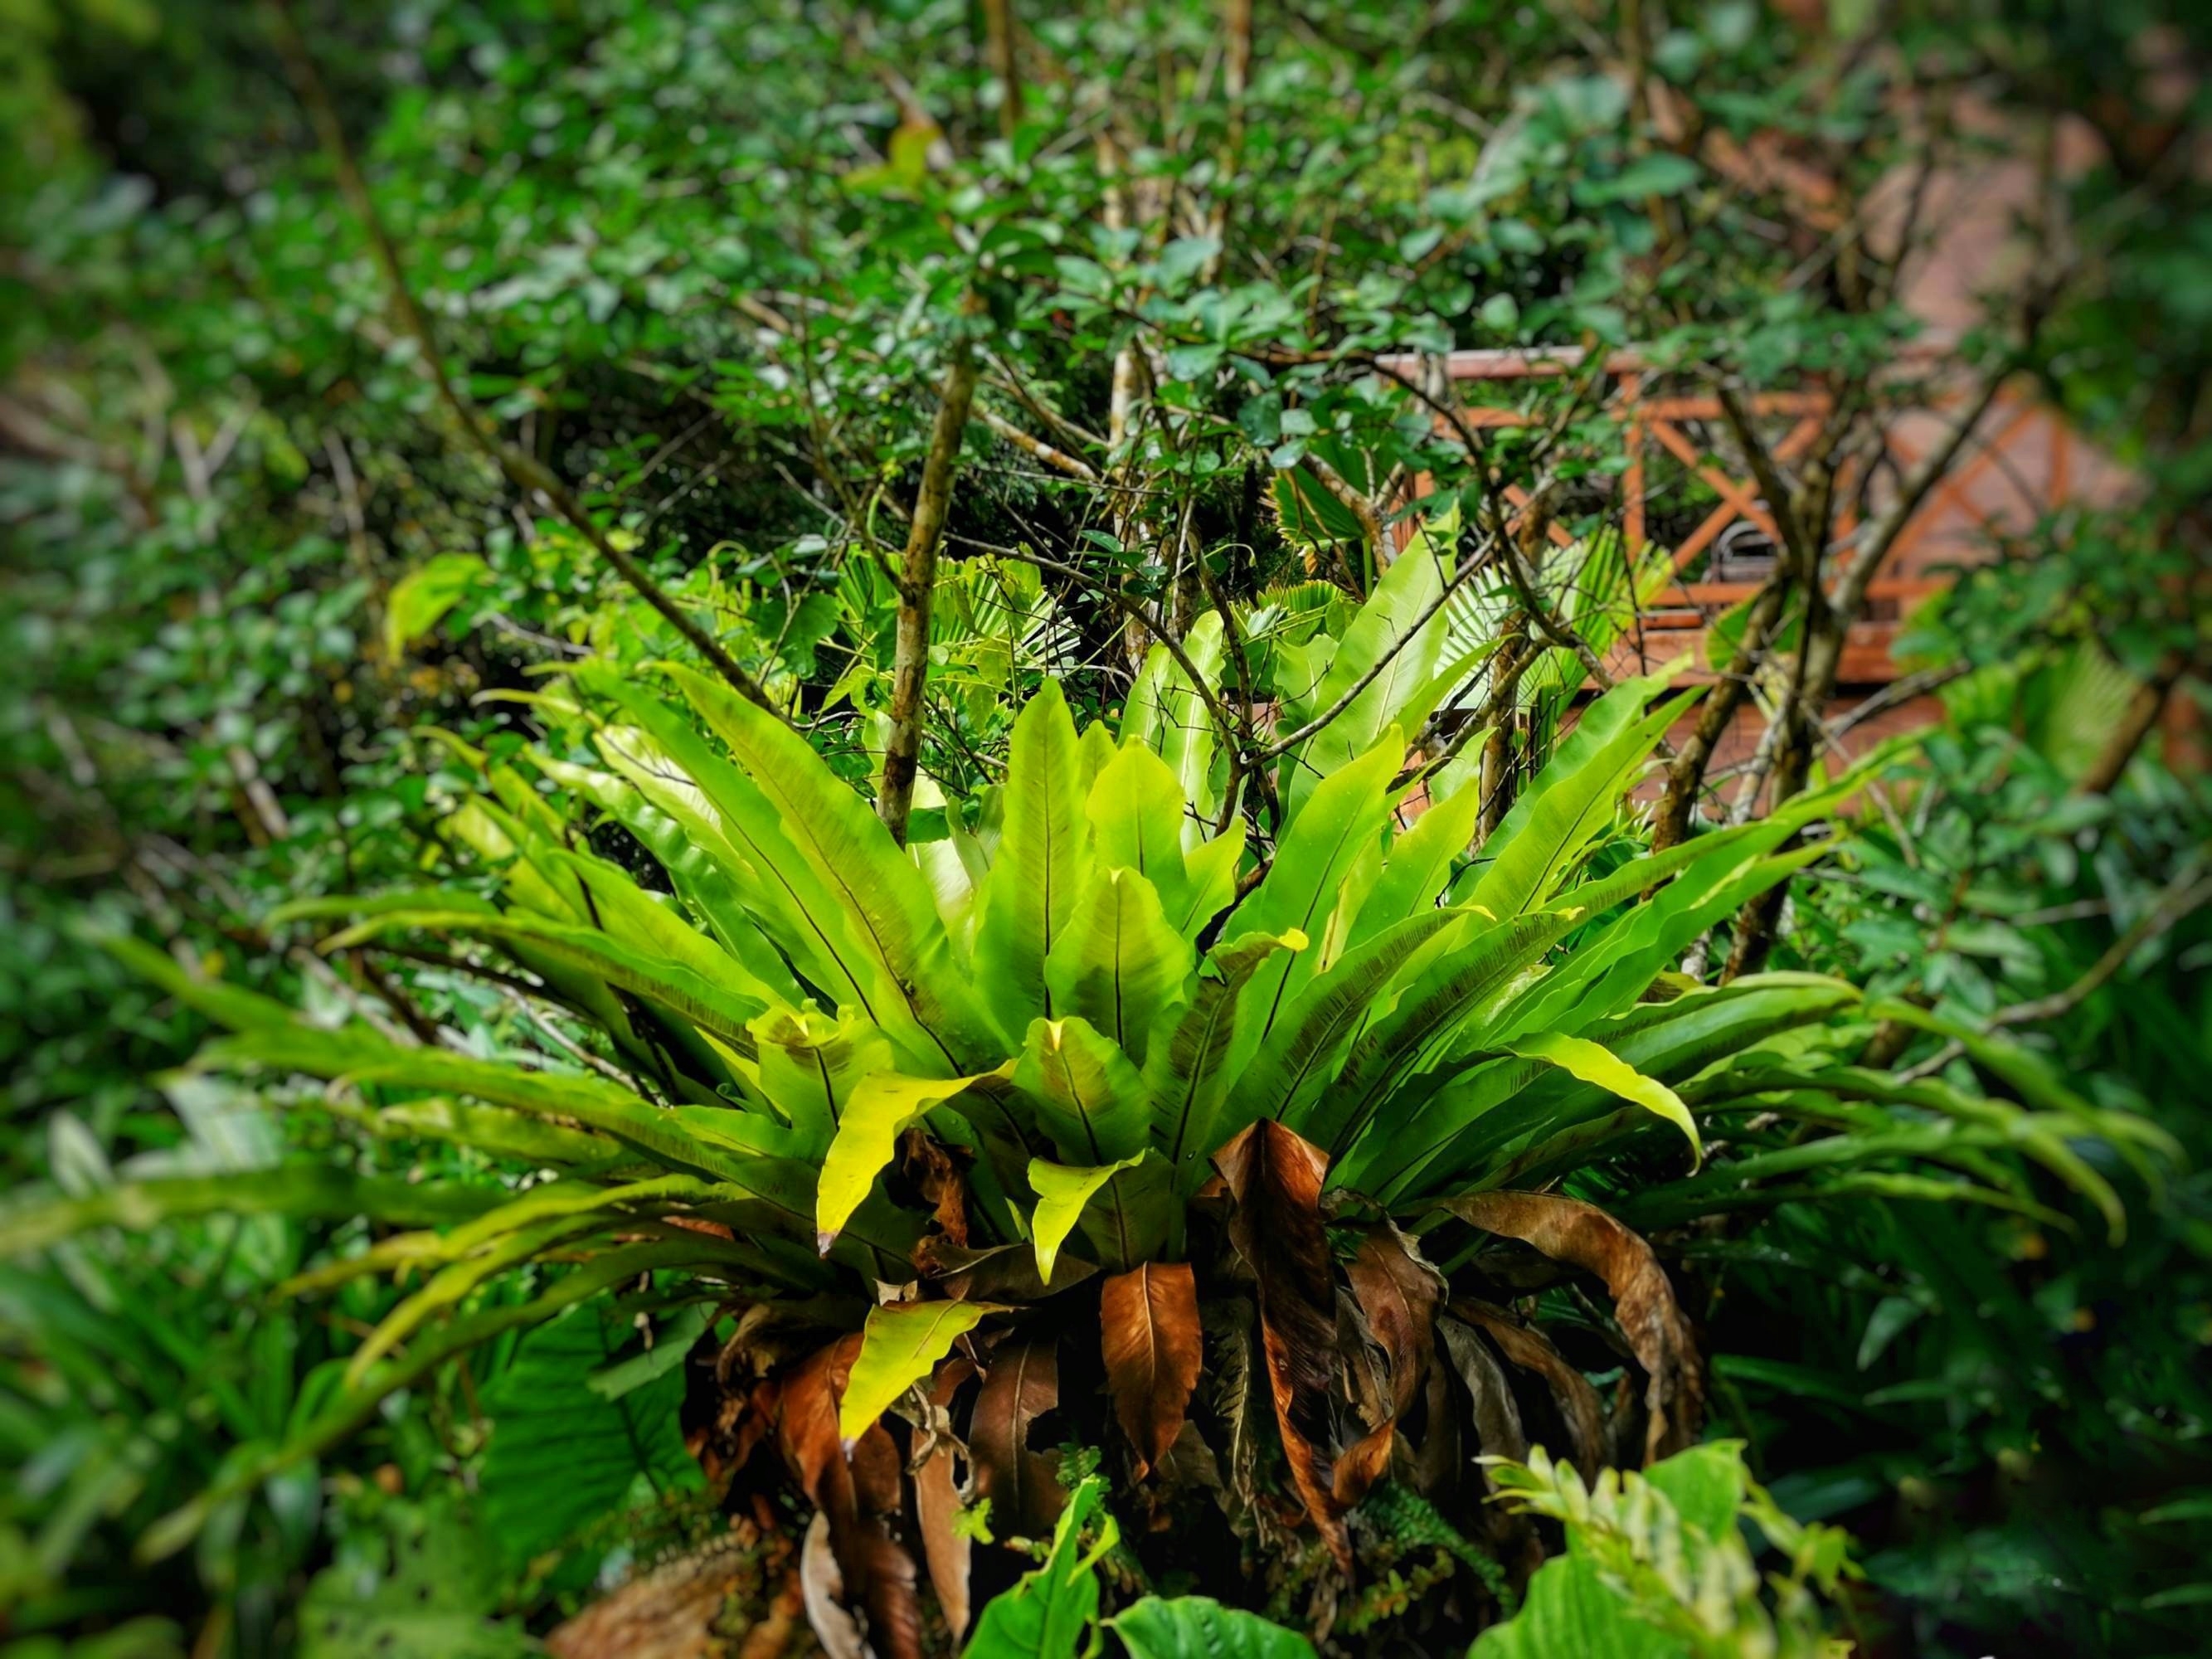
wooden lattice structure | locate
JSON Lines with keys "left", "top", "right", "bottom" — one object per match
{"left": 1388, "top": 345, "right": 2126, "bottom": 690}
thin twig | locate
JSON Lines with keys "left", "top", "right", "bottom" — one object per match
{"left": 266, "top": 0, "right": 780, "bottom": 716}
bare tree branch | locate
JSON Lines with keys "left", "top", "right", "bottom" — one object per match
{"left": 268, "top": 0, "right": 780, "bottom": 716}
{"left": 978, "top": 405, "right": 1099, "bottom": 480}
{"left": 1652, "top": 562, "right": 1793, "bottom": 852}
{"left": 877, "top": 339, "right": 982, "bottom": 846}
{"left": 1253, "top": 538, "right": 1495, "bottom": 761}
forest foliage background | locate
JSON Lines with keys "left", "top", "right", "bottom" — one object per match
{"left": 2, "top": 2, "right": 2209, "bottom": 1657}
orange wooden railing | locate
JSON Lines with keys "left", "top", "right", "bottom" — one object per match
{"left": 1380, "top": 345, "right": 2101, "bottom": 684}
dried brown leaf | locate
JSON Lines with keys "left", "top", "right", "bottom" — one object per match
{"left": 799, "top": 1511, "right": 865, "bottom": 1659}
{"left": 1330, "top": 1421, "right": 1396, "bottom": 1510}
{"left": 1436, "top": 1316, "right": 1528, "bottom": 1480}
{"left": 912, "top": 1362, "right": 974, "bottom": 1638}
{"left": 1443, "top": 1190, "right": 1704, "bottom": 1462}
{"left": 1455, "top": 1298, "right": 1607, "bottom": 1476}
{"left": 849, "top": 1427, "right": 921, "bottom": 1659}
{"left": 1409, "top": 1348, "right": 1462, "bottom": 1499}
{"left": 1153, "top": 1418, "right": 1225, "bottom": 1498}
{"left": 1100, "top": 1261, "right": 1205, "bottom": 1477}
{"left": 1344, "top": 1224, "right": 1444, "bottom": 1421}
{"left": 969, "top": 1334, "right": 1064, "bottom": 1539}
{"left": 773, "top": 1335, "right": 862, "bottom": 1508}
{"left": 773, "top": 1336, "right": 922, "bottom": 1659}
{"left": 913, "top": 1237, "right": 1098, "bottom": 1301}
{"left": 1213, "top": 1118, "right": 1368, "bottom": 1571}
{"left": 1203, "top": 1297, "right": 1262, "bottom": 1520}
{"left": 900, "top": 1126, "right": 970, "bottom": 1248}
{"left": 1333, "top": 1293, "right": 1393, "bottom": 1440}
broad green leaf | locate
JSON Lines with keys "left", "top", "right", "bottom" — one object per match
{"left": 484, "top": 761, "right": 571, "bottom": 840}
{"left": 202, "top": 1024, "right": 826, "bottom": 1230}
{"left": 1372, "top": 975, "right": 1861, "bottom": 1201}
{"left": 1312, "top": 907, "right": 1584, "bottom": 1155}
{"left": 323, "top": 907, "right": 775, "bottom": 1057}
{"left": 751, "top": 1007, "right": 896, "bottom": 1157}
{"left": 533, "top": 747, "right": 809, "bottom": 1006}
{"left": 1015, "top": 1016, "right": 1152, "bottom": 1164}
{"left": 1687, "top": 1058, "right": 2163, "bottom": 1230}
{"left": 1283, "top": 511, "right": 1456, "bottom": 808}
{"left": 444, "top": 797, "right": 584, "bottom": 922}
{"left": 365, "top": 1096, "right": 624, "bottom": 1168}
{"left": 1704, "top": 588, "right": 1803, "bottom": 676}
{"left": 1310, "top": 834, "right": 1388, "bottom": 976}
{"left": 1174, "top": 821, "right": 1246, "bottom": 939}
{"left": 271, "top": 888, "right": 501, "bottom": 927}
{"left": 839, "top": 1299, "right": 1001, "bottom": 1443}
{"left": 581, "top": 695, "right": 891, "bottom": 1032}
{"left": 380, "top": 830, "right": 739, "bottom": 1083}
{"left": 1465, "top": 670, "right": 1695, "bottom": 918}
{"left": 1044, "top": 867, "right": 1192, "bottom": 1066}
{"left": 965, "top": 1474, "right": 1119, "bottom": 1659}
{"left": 1470, "top": 1551, "right": 1686, "bottom": 1659}
{"left": 1618, "top": 1117, "right": 2087, "bottom": 1232}
{"left": 1271, "top": 439, "right": 1383, "bottom": 554}
{"left": 1252, "top": 906, "right": 1475, "bottom": 1136}
{"left": 975, "top": 682, "right": 1094, "bottom": 1038}
{"left": 1349, "top": 766, "right": 1486, "bottom": 946}
{"left": 95, "top": 932, "right": 299, "bottom": 1034}
{"left": 345, "top": 1173, "right": 741, "bottom": 1381}
{"left": 1494, "top": 840, "right": 1826, "bottom": 1042}
{"left": 0, "top": 1167, "right": 496, "bottom": 1258}
{"left": 657, "top": 663, "right": 999, "bottom": 1072}
{"left": 1122, "top": 612, "right": 1226, "bottom": 836}
{"left": 384, "top": 552, "right": 488, "bottom": 660}
{"left": 1873, "top": 1004, "right": 2179, "bottom": 1168}
{"left": 1112, "top": 1597, "right": 1318, "bottom": 1659}
{"left": 1148, "top": 931, "right": 1305, "bottom": 1170}
{"left": 1077, "top": 718, "right": 1119, "bottom": 790}
{"left": 669, "top": 1099, "right": 810, "bottom": 1162}
{"left": 1225, "top": 732, "right": 1401, "bottom": 1053}
{"left": 1088, "top": 743, "right": 1194, "bottom": 922}
{"left": 588, "top": 1303, "right": 716, "bottom": 1400}
{"left": 479, "top": 1306, "right": 702, "bottom": 1567}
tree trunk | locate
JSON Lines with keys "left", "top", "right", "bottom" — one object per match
{"left": 981, "top": 0, "right": 1022, "bottom": 141}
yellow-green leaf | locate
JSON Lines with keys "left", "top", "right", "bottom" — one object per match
{"left": 384, "top": 552, "right": 487, "bottom": 660}
{"left": 817, "top": 1068, "right": 1009, "bottom": 1250}
{"left": 1508, "top": 1031, "right": 1702, "bottom": 1167}
{"left": 1027, "top": 1155, "right": 1145, "bottom": 1281}
{"left": 839, "top": 1299, "right": 1003, "bottom": 1444}
{"left": 751, "top": 1008, "right": 896, "bottom": 1158}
